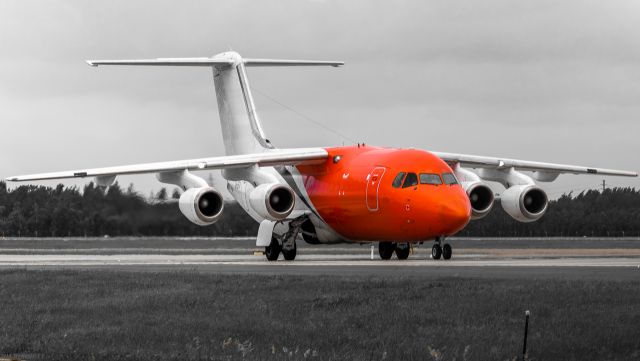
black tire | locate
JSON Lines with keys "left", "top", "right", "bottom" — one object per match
{"left": 378, "top": 242, "right": 395, "bottom": 260}
{"left": 282, "top": 242, "right": 297, "bottom": 261}
{"left": 442, "top": 243, "right": 452, "bottom": 260}
{"left": 395, "top": 243, "right": 410, "bottom": 260}
{"left": 265, "top": 237, "right": 281, "bottom": 261}
{"left": 431, "top": 244, "right": 442, "bottom": 260}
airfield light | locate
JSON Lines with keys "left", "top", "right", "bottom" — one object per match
{"left": 522, "top": 310, "right": 530, "bottom": 361}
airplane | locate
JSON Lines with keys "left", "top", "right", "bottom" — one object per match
{"left": 7, "top": 51, "right": 638, "bottom": 261}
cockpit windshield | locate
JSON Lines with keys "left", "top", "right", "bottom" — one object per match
{"left": 393, "top": 171, "right": 458, "bottom": 188}
{"left": 420, "top": 173, "right": 442, "bottom": 185}
{"left": 402, "top": 173, "right": 418, "bottom": 188}
{"left": 392, "top": 172, "right": 406, "bottom": 188}
{"left": 442, "top": 172, "right": 458, "bottom": 185}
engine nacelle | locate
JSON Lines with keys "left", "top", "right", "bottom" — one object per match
{"left": 249, "top": 183, "right": 295, "bottom": 221}
{"left": 464, "top": 182, "right": 495, "bottom": 220}
{"left": 500, "top": 185, "right": 548, "bottom": 223}
{"left": 178, "top": 187, "right": 224, "bottom": 226}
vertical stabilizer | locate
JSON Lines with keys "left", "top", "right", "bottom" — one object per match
{"left": 211, "top": 52, "right": 272, "bottom": 155}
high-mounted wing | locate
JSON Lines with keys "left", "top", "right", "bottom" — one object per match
{"left": 6, "top": 148, "right": 328, "bottom": 182}
{"left": 433, "top": 151, "right": 638, "bottom": 178}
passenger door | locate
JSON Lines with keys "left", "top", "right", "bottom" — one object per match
{"left": 366, "top": 167, "right": 386, "bottom": 211}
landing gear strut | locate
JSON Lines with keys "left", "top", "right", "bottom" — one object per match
{"left": 431, "top": 237, "right": 453, "bottom": 260}
{"left": 265, "top": 217, "right": 305, "bottom": 261}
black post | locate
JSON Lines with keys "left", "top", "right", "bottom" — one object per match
{"left": 522, "top": 310, "right": 530, "bottom": 361}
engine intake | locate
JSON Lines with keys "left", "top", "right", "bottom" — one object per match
{"left": 465, "top": 182, "right": 495, "bottom": 220}
{"left": 500, "top": 185, "right": 548, "bottom": 223}
{"left": 179, "top": 187, "right": 224, "bottom": 226}
{"left": 250, "top": 183, "right": 295, "bottom": 221}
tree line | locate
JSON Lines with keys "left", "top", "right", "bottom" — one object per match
{"left": 0, "top": 182, "right": 257, "bottom": 237}
{"left": 459, "top": 187, "right": 640, "bottom": 237}
{"left": 0, "top": 181, "right": 639, "bottom": 238}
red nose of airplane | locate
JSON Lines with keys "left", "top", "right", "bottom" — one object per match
{"left": 440, "top": 191, "right": 472, "bottom": 235}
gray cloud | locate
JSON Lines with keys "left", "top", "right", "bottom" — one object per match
{"left": 1, "top": 0, "right": 638, "bottom": 197}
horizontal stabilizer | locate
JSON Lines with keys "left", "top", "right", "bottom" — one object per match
{"left": 86, "top": 58, "right": 235, "bottom": 67}
{"left": 243, "top": 59, "right": 343, "bottom": 67}
{"left": 86, "top": 57, "right": 343, "bottom": 68}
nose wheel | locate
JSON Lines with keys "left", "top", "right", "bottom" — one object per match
{"left": 442, "top": 243, "right": 452, "bottom": 260}
{"left": 431, "top": 237, "right": 453, "bottom": 260}
{"left": 431, "top": 244, "right": 442, "bottom": 260}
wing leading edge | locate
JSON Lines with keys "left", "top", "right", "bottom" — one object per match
{"left": 433, "top": 151, "right": 638, "bottom": 178}
{"left": 6, "top": 148, "right": 328, "bottom": 182}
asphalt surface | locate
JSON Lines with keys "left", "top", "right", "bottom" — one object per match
{"left": 1, "top": 237, "right": 639, "bottom": 280}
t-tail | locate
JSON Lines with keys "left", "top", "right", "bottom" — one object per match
{"left": 87, "top": 52, "right": 343, "bottom": 155}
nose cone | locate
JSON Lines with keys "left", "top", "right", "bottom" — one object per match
{"left": 440, "top": 190, "right": 472, "bottom": 235}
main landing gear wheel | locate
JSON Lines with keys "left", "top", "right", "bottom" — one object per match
{"left": 431, "top": 244, "right": 442, "bottom": 260}
{"left": 395, "top": 243, "right": 410, "bottom": 260}
{"left": 378, "top": 242, "right": 396, "bottom": 260}
{"left": 282, "top": 241, "right": 297, "bottom": 261}
{"left": 442, "top": 243, "right": 452, "bottom": 260}
{"left": 265, "top": 236, "right": 281, "bottom": 261}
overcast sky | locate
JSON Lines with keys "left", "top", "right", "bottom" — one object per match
{"left": 1, "top": 0, "right": 639, "bottom": 198}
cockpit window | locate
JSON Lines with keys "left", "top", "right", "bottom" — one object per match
{"left": 392, "top": 172, "right": 406, "bottom": 188}
{"left": 442, "top": 172, "right": 458, "bottom": 185}
{"left": 402, "top": 173, "right": 419, "bottom": 188}
{"left": 419, "top": 173, "right": 443, "bottom": 185}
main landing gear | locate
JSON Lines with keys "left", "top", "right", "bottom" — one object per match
{"left": 431, "top": 237, "right": 452, "bottom": 260}
{"left": 378, "top": 242, "right": 411, "bottom": 260}
{"left": 265, "top": 218, "right": 304, "bottom": 261}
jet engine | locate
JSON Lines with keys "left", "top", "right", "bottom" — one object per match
{"left": 179, "top": 187, "right": 224, "bottom": 226}
{"left": 249, "top": 183, "right": 295, "bottom": 221}
{"left": 500, "top": 185, "right": 548, "bottom": 223}
{"left": 464, "top": 182, "right": 495, "bottom": 220}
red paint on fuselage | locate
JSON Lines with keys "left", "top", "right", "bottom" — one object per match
{"left": 297, "top": 145, "right": 471, "bottom": 242}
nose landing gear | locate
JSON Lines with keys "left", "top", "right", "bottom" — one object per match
{"left": 431, "top": 237, "right": 453, "bottom": 260}
{"left": 442, "top": 243, "right": 452, "bottom": 260}
{"left": 431, "top": 243, "right": 442, "bottom": 260}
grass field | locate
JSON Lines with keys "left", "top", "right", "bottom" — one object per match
{"left": 1, "top": 270, "right": 639, "bottom": 361}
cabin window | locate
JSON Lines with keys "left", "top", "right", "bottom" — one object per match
{"left": 402, "top": 173, "right": 419, "bottom": 188}
{"left": 392, "top": 172, "right": 406, "bottom": 188}
{"left": 419, "top": 173, "right": 443, "bottom": 185}
{"left": 442, "top": 172, "right": 458, "bottom": 185}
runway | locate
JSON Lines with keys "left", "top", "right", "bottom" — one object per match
{"left": 1, "top": 237, "right": 640, "bottom": 279}
{"left": 2, "top": 252, "right": 640, "bottom": 268}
